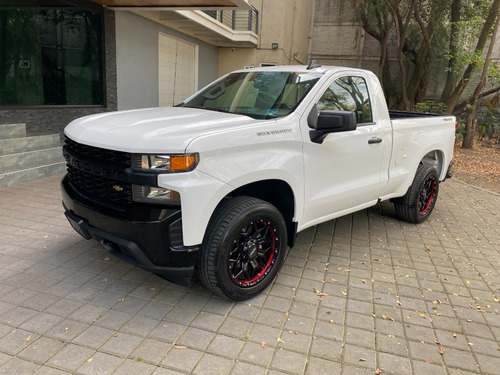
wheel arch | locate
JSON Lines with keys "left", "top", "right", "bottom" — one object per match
{"left": 420, "top": 149, "right": 445, "bottom": 179}
{"left": 225, "top": 179, "right": 297, "bottom": 248}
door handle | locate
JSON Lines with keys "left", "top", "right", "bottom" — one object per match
{"left": 368, "top": 137, "right": 383, "bottom": 144}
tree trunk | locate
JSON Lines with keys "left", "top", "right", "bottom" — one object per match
{"left": 441, "top": 0, "right": 461, "bottom": 106}
{"left": 446, "top": 0, "right": 500, "bottom": 113}
{"left": 461, "top": 2, "right": 500, "bottom": 149}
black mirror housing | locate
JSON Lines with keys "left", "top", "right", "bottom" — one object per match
{"left": 309, "top": 110, "right": 357, "bottom": 143}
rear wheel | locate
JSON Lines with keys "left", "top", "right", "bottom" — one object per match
{"left": 394, "top": 164, "right": 439, "bottom": 224}
{"left": 199, "top": 196, "right": 287, "bottom": 301}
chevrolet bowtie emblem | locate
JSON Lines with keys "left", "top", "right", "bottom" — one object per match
{"left": 113, "top": 185, "right": 124, "bottom": 192}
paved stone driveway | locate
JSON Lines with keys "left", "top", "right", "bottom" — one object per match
{"left": 0, "top": 175, "right": 499, "bottom": 375}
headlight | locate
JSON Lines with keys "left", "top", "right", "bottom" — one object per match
{"left": 139, "top": 154, "right": 198, "bottom": 173}
{"left": 132, "top": 185, "right": 180, "bottom": 203}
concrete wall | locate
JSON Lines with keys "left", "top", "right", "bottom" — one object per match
{"left": 218, "top": 0, "right": 314, "bottom": 75}
{"left": 115, "top": 11, "right": 219, "bottom": 110}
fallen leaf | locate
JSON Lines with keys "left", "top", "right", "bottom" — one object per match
{"left": 329, "top": 320, "right": 334, "bottom": 324}
{"left": 439, "top": 347, "right": 445, "bottom": 355}
{"left": 359, "top": 358, "right": 367, "bottom": 362}
{"left": 375, "top": 369, "right": 383, "bottom": 374}
{"left": 261, "top": 341, "right": 266, "bottom": 348}
{"left": 277, "top": 338, "right": 285, "bottom": 344}
{"left": 425, "top": 248, "right": 431, "bottom": 253}
{"left": 330, "top": 278, "right": 338, "bottom": 283}
{"left": 87, "top": 357, "right": 93, "bottom": 363}
{"left": 382, "top": 315, "right": 394, "bottom": 321}
{"left": 174, "top": 345, "right": 186, "bottom": 349}
{"left": 418, "top": 311, "right": 426, "bottom": 319}
{"left": 452, "top": 332, "right": 457, "bottom": 338}
{"left": 163, "top": 324, "right": 168, "bottom": 328}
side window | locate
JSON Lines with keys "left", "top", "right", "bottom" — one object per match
{"left": 317, "top": 76, "right": 373, "bottom": 124}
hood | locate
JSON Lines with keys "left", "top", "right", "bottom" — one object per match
{"left": 64, "top": 107, "right": 263, "bottom": 153}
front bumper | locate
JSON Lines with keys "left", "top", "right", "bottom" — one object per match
{"left": 61, "top": 175, "right": 199, "bottom": 285}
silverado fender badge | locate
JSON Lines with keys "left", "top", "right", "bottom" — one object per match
{"left": 113, "top": 185, "right": 124, "bottom": 192}
{"left": 257, "top": 129, "right": 293, "bottom": 136}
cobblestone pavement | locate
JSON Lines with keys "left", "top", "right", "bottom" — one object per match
{"left": 0, "top": 174, "right": 499, "bottom": 375}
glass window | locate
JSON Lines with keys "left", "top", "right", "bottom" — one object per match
{"left": 183, "top": 71, "right": 322, "bottom": 120}
{"left": 317, "top": 76, "right": 373, "bottom": 124}
{"left": 0, "top": 5, "right": 103, "bottom": 106}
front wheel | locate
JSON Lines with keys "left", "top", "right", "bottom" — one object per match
{"left": 394, "top": 164, "right": 439, "bottom": 224}
{"left": 199, "top": 197, "right": 287, "bottom": 301}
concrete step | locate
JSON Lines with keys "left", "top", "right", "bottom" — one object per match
{"left": 0, "top": 123, "right": 27, "bottom": 140}
{"left": 0, "top": 147, "right": 64, "bottom": 174}
{"left": 0, "top": 134, "right": 62, "bottom": 156}
{"left": 0, "top": 162, "right": 66, "bottom": 188}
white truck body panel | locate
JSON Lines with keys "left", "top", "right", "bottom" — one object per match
{"left": 64, "top": 65, "right": 455, "bottom": 248}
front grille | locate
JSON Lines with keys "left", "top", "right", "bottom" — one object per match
{"left": 64, "top": 137, "right": 134, "bottom": 206}
{"left": 65, "top": 137, "right": 132, "bottom": 167}
{"left": 67, "top": 165, "right": 133, "bottom": 205}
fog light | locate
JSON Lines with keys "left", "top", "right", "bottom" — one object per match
{"left": 132, "top": 185, "right": 180, "bottom": 203}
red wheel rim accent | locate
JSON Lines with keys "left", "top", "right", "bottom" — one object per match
{"left": 228, "top": 219, "right": 279, "bottom": 288}
{"left": 419, "top": 176, "right": 436, "bottom": 214}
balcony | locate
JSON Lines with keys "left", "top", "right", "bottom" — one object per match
{"left": 131, "top": 7, "right": 259, "bottom": 47}
{"left": 203, "top": 9, "right": 258, "bottom": 35}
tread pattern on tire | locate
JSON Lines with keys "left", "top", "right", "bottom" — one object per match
{"left": 394, "top": 164, "right": 439, "bottom": 224}
{"left": 199, "top": 196, "right": 286, "bottom": 300}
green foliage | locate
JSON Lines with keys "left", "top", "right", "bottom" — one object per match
{"left": 414, "top": 100, "right": 448, "bottom": 114}
{"left": 455, "top": 118, "right": 467, "bottom": 140}
{"left": 478, "top": 100, "right": 500, "bottom": 140}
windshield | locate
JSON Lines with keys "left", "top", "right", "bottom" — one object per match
{"left": 183, "top": 71, "right": 322, "bottom": 119}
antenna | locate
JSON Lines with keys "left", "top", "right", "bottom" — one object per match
{"left": 307, "top": 60, "right": 321, "bottom": 70}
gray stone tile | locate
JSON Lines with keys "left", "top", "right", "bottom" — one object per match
{"left": 343, "top": 344, "right": 376, "bottom": 369}
{"left": 176, "top": 327, "right": 215, "bottom": 351}
{"left": 129, "top": 338, "right": 171, "bottom": 365}
{"left": 112, "top": 358, "right": 156, "bottom": 375}
{"left": 46, "top": 343, "right": 95, "bottom": 372}
{"left": 231, "top": 361, "right": 267, "bottom": 375}
{"left": 270, "top": 348, "right": 307, "bottom": 374}
{"left": 192, "top": 353, "right": 234, "bottom": 375}
{"left": 19, "top": 312, "right": 64, "bottom": 334}
{"left": 147, "top": 322, "right": 186, "bottom": 343}
{"left": 0, "top": 328, "right": 39, "bottom": 355}
{"left": 72, "top": 325, "right": 115, "bottom": 349}
{"left": 308, "top": 337, "right": 342, "bottom": 361}
{"left": 100, "top": 332, "right": 142, "bottom": 356}
{"left": 0, "top": 357, "right": 39, "bottom": 375}
{"left": 95, "top": 309, "right": 132, "bottom": 330}
{"left": 120, "top": 315, "right": 158, "bottom": 337}
{"left": 160, "top": 346, "right": 202, "bottom": 373}
{"left": 217, "top": 317, "right": 252, "bottom": 339}
{"left": 377, "top": 352, "right": 411, "bottom": 374}
{"left": 238, "top": 341, "right": 275, "bottom": 367}
{"left": 46, "top": 319, "right": 89, "bottom": 342}
{"left": 206, "top": 334, "right": 244, "bottom": 359}
{"left": 189, "top": 311, "right": 225, "bottom": 331}
{"left": 32, "top": 365, "right": 72, "bottom": 375}
{"left": 17, "top": 336, "right": 65, "bottom": 364}
{"left": 76, "top": 351, "right": 123, "bottom": 375}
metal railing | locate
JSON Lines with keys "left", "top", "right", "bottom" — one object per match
{"left": 203, "top": 8, "right": 258, "bottom": 34}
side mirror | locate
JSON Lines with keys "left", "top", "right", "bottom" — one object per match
{"left": 309, "top": 110, "right": 357, "bottom": 143}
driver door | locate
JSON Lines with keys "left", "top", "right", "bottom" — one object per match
{"left": 301, "top": 74, "right": 391, "bottom": 227}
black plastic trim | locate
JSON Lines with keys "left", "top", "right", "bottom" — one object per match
{"left": 61, "top": 176, "right": 199, "bottom": 285}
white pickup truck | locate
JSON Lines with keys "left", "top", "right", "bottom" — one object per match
{"left": 62, "top": 64, "right": 456, "bottom": 300}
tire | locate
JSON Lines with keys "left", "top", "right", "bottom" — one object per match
{"left": 199, "top": 196, "right": 287, "bottom": 301}
{"left": 394, "top": 164, "right": 439, "bottom": 224}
